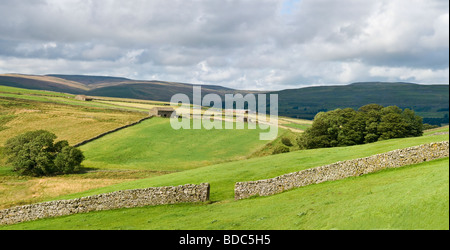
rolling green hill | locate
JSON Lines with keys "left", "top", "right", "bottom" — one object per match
{"left": 79, "top": 117, "right": 272, "bottom": 172}
{"left": 1, "top": 128, "right": 447, "bottom": 230}
{"left": 1, "top": 81, "right": 447, "bottom": 230}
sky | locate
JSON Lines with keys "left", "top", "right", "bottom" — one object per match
{"left": 0, "top": 0, "right": 448, "bottom": 90}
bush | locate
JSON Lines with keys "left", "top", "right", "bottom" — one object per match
{"left": 423, "top": 123, "right": 439, "bottom": 130}
{"left": 272, "top": 145, "right": 290, "bottom": 155}
{"left": 54, "top": 146, "right": 85, "bottom": 174}
{"left": 4, "top": 130, "right": 85, "bottom": 177}
{"left": 281, "top": 137, "right": 293, "bottom": 147}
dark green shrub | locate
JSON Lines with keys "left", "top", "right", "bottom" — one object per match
{"left": 54, "top": 146, "right": 85, "bottom": 174}
{"left": 281, "top": 137, "right": 293, "bottom": 147}
{"left": 272, "top": 145, "right": 290, "bottom": 155}
{"left": 423, "top": 123, "right": 439, "bottom": 130}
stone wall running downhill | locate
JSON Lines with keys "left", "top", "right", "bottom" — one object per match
{"left": 235, "top": 141, "right": 449, "bottom": 200}
{"left": 0, "top": 183, "right": 210, "bottom": 225}
{"left": 73, "top": 116, "right": 154, "bottom": 147}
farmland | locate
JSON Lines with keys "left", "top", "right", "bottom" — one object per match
{"left": 79, "top": 117, "right": 273, "bottom": 171}
{"left": 1, "top": 128, "right": 448, "bottom": 230}
{"left": 0, "top": 85, "right": 149, "bottom": 146}
{"left": 0, "top": 85, "right": 282, "bottom": 209}
{"left": 0, "top": 84, "right": 448, "bottom": 230}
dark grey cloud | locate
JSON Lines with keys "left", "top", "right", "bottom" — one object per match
{"left": 0, "top": 0, "right": 448, "bottom": 90}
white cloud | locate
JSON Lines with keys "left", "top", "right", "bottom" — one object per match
{"left": 420, "top": 13, "right": 449, "bottom": 49}
{"left": 0, "top": 0, "right": 448, "bottom": 90}
{"left": 369, "top": 66, "right": 450, "bottom": 83}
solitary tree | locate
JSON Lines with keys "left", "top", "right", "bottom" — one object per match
{"left": 4, "top": 130, "right": 84, "bottom": 177}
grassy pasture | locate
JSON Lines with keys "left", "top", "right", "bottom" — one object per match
{"left": 0, "top": 84, "right": 292, "bottom": 210}
{"left": 277, "top": 117, "right": 313, "bottom": 132}
{"left": 0, "top": 97, "right": 147, "bottom": 146}
{"left": 0, "top": 95, "right": 147, "bottom": 209}
{"left": 79, "top": 117, "right": 274, "bottom": 171}
{"left": 0, "top": 85, "right": 153, "bottom": 208}
{"left": 283, "top": 122, "right": 311, "bottom": 131}
{"left": 55, "top": 130, "right": 449, "bottom": 202}
{"left": 0, "top": 92, "right": 147, "bottom": 112}
{"left": 0, "top": 116, "right": 276, "bottom": 209}
{"left": 2, "top": 131, "right": 447, "bottom": 230}
{"left": 0, "top": 167, "right": 168, "bottom": 209}
{"left": 0, "top": 84, "right": 448, "bottom": 230}
{"left": 0, "top": 85, "right": 74, "bottom": 98}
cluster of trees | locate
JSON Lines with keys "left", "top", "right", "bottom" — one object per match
{"left": 4, "top": 130, "right": 85, "bottom": 177}
{"left": 297, "top": 104, "right": 424, "bottom": 149}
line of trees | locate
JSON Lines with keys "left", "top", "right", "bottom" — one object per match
{"left": 297, "top": 104, "right": 424, "bottom": 149}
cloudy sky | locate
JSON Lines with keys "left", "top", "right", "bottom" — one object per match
{"left": 0, "top": 0, "right": 448, "bottom": 90}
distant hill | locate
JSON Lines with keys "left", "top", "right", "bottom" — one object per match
{"left": 46, "top": 74, "right": 132, "bottom": 86}
{"left": 0, "top": 74, "right": 448, "bottom": 125}
{"left": 0, "top": 73, "right": 242, "bottom": 102}
{"left": 270, "top": 82, "right": 449, "bottom": 125}
{"left": 0, "top": 74, "right": 89, "bottom": 93}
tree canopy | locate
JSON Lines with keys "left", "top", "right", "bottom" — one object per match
{"left": 297, "top": 104, "right": 423, "bottom": 149}
{"left": 4, "top": 130, "right": 85, "bottom": 177}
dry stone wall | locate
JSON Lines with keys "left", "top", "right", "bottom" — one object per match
{"left": 0, "top": 183, "right": 210, "bottom": 225}
{"left": 73, "top": 116, "right": 153, "bottom": 147}
{"left": 235, "top": 141, "right": 449, "bottom": 200}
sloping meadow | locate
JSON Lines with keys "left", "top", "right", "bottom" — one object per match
{"left": 2, "top": 132, "right": 448, "bottom": 230}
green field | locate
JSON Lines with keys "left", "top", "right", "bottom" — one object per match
{"left": 0, "top": 84, "right": 292, "bottom": 209}
{"left": 79, "top": 117, "right": 273, "bottom": 171}
{"left": 283, "top": 122, "right": 312, "bottom": 131}
{"left": 1, "top": 129, "right": 447, "bottom": 230}
{"left": 4, "top": 158, "right": 447, "bottom": 230}
{"left": 0, "top": 83, "right": 448, "bottom": 230}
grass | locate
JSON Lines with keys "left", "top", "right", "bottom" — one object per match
{"left": 249, "top": 129, "right": 300, "bottom": 157}
{"left": 283, "top": 122, "right": 311, "bottom": 131}
{"left": 277, "top": 116, "right": 313, "bottom": 132}
{"left": 79, "top": 117, "right": 274, "bottom": 171}
{"left": 50, "top": 130, "right": 448, "bottom": 204}
{"left": 0, "top": 129, "right": 447, "bottom": 229}
{"left": 2, "top": 156, "right": 447, "bottom": 230}
{"left": 0, "top": 97, "right": 147, "bottom": 146}
{"left": 95, "top": 100, "right": 163, "bottom": 112}
{"left": 0, "top": 84, "right": 285, "bottom": 209}
{"left": 0, "top": 168, "right": 168, "bottom": 209}
{"left": 0, "top": 92, "right": 149, "bottom": 112}
{"left": 424, "top": 125, "right": 450, "bottom": 135}
{"left": 0, "top": 116, "right": 275, "bottom": 209}
{"left": 0, "top": 85, "right": 74, "bottom": 98}
{"left": 0, "top": 85, "right": 158, "bottom": 208}
{"left": 0, "top": 84, "right": 447, "bottom": 230}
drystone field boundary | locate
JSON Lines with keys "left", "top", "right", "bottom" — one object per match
{"left": 0, "top": 183, "right": 210, "bottom": 225}
{"left": 73, "top": 116, "right": 153, "bottom": 147}
{"left": 235, "top": 141, "right": 449, "bottom": 200}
